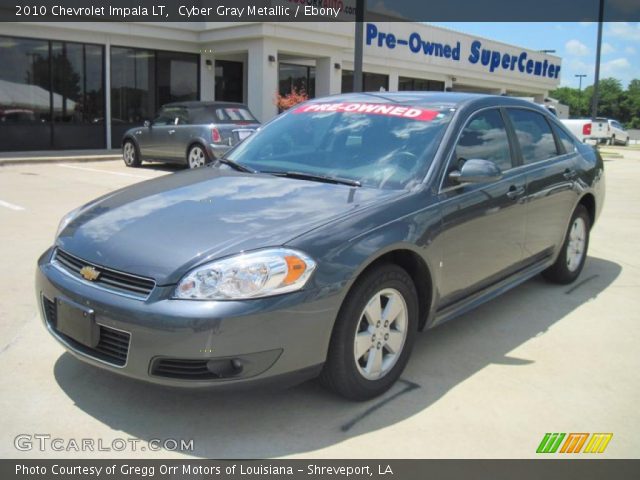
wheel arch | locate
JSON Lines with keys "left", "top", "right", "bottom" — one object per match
{"left": 578, "top": 192, "right": 596, "bottom": 227}
{"left": 185, "top": 140, "right": 210, "bottom": 160}
{"left": 121, "top": 135, "right": 139, "bottom": 149}
{"left": 342, "top": 247, "right": 434, "bottom": 332}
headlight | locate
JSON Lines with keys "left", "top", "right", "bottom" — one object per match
{"left": 55, "top": 207, "right": 81, "bottom": 240}
{"left": 174, "top": 248, "right": 317, "bottom": 300}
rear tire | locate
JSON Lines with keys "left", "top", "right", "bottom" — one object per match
{"left": 542, "top": 205, "right": 591, "bottom": 284}
{"left": 122, "top": 140, "right": 141, "bottom": 168}
{"left": 187, "top": 145, "right": 209, "bottom": 169}
{"left": 320, "top": 264, "right": 418, "bottom": 401}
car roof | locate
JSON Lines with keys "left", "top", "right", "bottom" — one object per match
{"left": 161, "top": 101, "right": 249, "bottom": 109}
{"left": 305, "top": 91, "right": 542, "bottom": 110}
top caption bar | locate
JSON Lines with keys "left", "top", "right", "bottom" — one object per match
{"left": 1, "top": 0, "right": 639, "bottom": 22}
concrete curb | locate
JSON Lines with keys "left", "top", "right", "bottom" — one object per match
{"left": 0, "top": 155, "right": 121, "bottom": 166}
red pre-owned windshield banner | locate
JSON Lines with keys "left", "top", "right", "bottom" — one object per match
{"left": 293, "top": 103, "right": 439, "bottom": 121}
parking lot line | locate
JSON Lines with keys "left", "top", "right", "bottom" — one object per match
{"left": 57, "top": 163, "right": 153, "bottom": 179}
{"left": 0, "top": 199, "right": 25, "bottom": 211}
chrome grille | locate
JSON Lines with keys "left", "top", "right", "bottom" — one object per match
{"left": 53, "top": 249, "right": 155, "bottom": 299}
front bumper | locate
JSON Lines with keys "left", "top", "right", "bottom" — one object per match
{"left": 36, "top": 248, "right": 336, "bottom": 388}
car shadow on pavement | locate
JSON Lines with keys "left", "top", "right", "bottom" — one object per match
{"left": 53, "top": 256, "right": 621, "bottom": 458}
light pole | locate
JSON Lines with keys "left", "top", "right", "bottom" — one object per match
{"left": 575, "top": 74, "right": 587, "bottom": 91}
{"left": 591, "top": 0, "right": 604, "bottom": 120}
{"left": 353, "top": 0, "right": 365, "bottom": 92}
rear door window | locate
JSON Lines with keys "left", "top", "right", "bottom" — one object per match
{"left": 507, "top": 109, "right": 559, "bottom": 164}
{"left": 552, "top": 124, "right": 577, "bottom": 154}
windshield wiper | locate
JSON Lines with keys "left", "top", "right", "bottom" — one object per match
{"left": 264, "top": 171, "right": 361, "bottom": 187}
{"left": 215, "top": 157, "right": 257, "bottom": 173}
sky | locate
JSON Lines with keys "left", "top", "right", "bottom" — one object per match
{"left": 431, "top": 22, "right": 640, "bottom": 89}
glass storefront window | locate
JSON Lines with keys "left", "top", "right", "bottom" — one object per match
{"left": 110, "top": 47, "right": 155, "bottom": 126}
{"left": 51, "top": 42, "right": 105, "bottom": 124}
{"left": 341, "top": 70, "right": 389, "bottom": 93}
{"left": 0, "top": 36, "right": 50, "bottom": 124}
{"left": 157, "top": 51, "right": 199, "bottom": 107}
{"left": 398, "top": 77, "right": 445, "bottom": 91}
{"left": 279, "top": 63, "right": 315, "bottom": 98}
{"left": 0, "top": 35, "right": 105, "bottom": 151}
{"left": 110, "top": 47, "right": 199, "bottom": 147}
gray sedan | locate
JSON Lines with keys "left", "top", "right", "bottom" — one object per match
{"left": 121, "top": 101, "right": 260, "bottom": 169}
{"left": 38, "top": 93, "right": 604, "bottom": 400}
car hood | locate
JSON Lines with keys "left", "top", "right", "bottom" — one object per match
{"left": 57, "top": 168, "right": 401, "bottom": 284}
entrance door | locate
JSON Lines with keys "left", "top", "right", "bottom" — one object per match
{"left": 215, "top": 60, "right": 243, "bottom": 103}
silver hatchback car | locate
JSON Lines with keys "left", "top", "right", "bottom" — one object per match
{"left": 121, "top": 101, "right": 260, "bottom": 169}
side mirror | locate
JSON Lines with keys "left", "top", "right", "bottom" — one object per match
{"left": 449, "top": 159, "right": 503, "bottom": 184}
{"left": 143, "top": 120, "right": 151, "bottom": 128}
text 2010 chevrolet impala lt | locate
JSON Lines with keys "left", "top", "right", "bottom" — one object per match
{"left": 36, "top": 93, "right": 604, "bottom": 400}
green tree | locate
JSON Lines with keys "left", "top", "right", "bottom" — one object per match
{"left": 550, "top": 77, "right": 639, "bottom": 124}
{"left": 549, "top": 86, "right": 589, "bottom": 117}
{"left": 592, "top": 78, "right": 624, "bottom": 120}
{"left": 621, "top": 79, "right": 640, "bottom": 128}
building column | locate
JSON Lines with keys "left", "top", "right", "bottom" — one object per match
{"left": 247, "top": 39, "right": 278, "bottom": 123}
{"left": 316, "top": 57, "right": 341, "bottom": 97}
{"left": 200, "top": 49, "right": 215, "bottom": 101}
{"left": 388, "top": 71, "right": 399, "bottom": 92}
{"left": 444, "top": 77, "right": 453, "bottom": 91}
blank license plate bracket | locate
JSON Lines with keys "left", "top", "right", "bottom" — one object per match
{"left": 56, "top": 298, "right": 99, "bottom": 348}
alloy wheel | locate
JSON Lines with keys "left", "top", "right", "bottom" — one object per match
{"left": 123, "top": 142, "right": 135, "bottom": 166}
{"left": 566, "top": 216, "right": 587, "bottom": 272}
{"left": 353, "top": 288, "right": 408, "bottom": 380}
{"left": 188, "top": 146, "right": 206, "bottom": 168}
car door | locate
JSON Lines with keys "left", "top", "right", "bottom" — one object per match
{"left": 144, "top": 108, "right": 177, "bottom": 161}
{"left": 505, "top": 108, "right": 578, "bottom": 262}
{"left": 436, "top": 108, "right": 527, "bottom": 306}
{"left": 166, "top": 107, "right": 191, "bottom": 161}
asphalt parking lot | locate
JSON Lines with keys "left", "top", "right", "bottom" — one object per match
{"left": 0, "top": 148, "right": 639, "bottom": 459}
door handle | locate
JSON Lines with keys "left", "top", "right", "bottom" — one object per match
{"left": 563, "top": 168, "right": 577, "bottom": 180}
{"left": 506, "top": 185, "right": 525, "bottom": 199}
{"left": 168, "top": 129, "right": 176, "bottom": 134}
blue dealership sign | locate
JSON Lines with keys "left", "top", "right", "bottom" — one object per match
{"left": 366, "top": 23, "right": 560, "bottom": 79}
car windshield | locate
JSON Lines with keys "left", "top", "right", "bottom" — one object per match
{"left": 226, "top": 102, "right": 454, "bottom": 190}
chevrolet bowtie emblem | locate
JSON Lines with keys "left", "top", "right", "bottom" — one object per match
{"left": 80, "top": 266, "right": 100, "bottom": 281}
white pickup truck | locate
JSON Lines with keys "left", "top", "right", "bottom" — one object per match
{"left": 561, "top": 118, "right": 609, "bottom": 143}
{"left": 602, "top": 118, "right": 630, "bottom": 146}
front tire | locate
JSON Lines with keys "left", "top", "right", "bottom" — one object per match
{"left": 187, "top": 145, "right": 209, "bottom": 169}
{"left": 542, "top": 205, "right": 591, "bottom": 284}
{"left": 122, "top": 140, "right": 141, "bottom": 167}
{"left": 320, "top": 264, "right": 418, "bottom": 401}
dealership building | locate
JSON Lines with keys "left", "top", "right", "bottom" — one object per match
{"left": 0, "top": 21, "right": 562, "bottom": 152}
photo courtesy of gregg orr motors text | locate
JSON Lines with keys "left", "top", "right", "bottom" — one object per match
{"left": 14, "top": 435, "right": 194, "bottom": 453}
{"left": 15, "top": 463, "right": 390, "bottom": 477}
